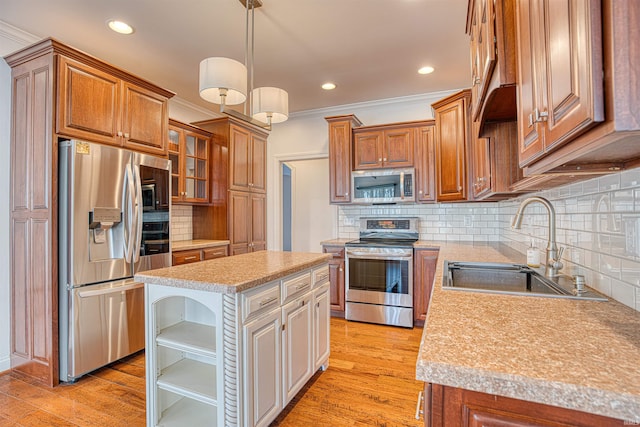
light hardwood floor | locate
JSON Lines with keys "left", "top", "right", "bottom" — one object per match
{"left": 0, "top": 318, "right": 425, "bottom": 426}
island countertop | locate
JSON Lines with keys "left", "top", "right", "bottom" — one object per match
{"left": 135, "top": 250, "right": 331, "bottom": 294}
{"left": 415, "top": 241, "right": 640, "bottom": 422}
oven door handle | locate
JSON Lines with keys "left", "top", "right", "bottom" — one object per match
{"left": 346, "top": 252, "right": 413, "bottom": 260}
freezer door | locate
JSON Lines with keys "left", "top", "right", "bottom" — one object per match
{"left": 59, "top": 140, "right": 133, "bottom": 287}
{"left": 132, "top": 151, "right": 171, "bottom": 273}
{"left": 63, "top": 279, "right": 145, "bottom": 381}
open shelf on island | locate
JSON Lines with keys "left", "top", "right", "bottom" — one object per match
{"left": 156, "top": 321, "right": 216, "bottom": 357}
{"left": 157, "top": 358, "right": 217, "bottom": 405}
{"left": 158, "top": 395, "right": 217, "bottom": 427}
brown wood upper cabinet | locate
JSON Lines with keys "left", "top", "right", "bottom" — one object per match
{"left": 516, "top": 0, "right": 604, "bottom": 168}
{"left": 353, "top": 124, "right": 415, "bottom": 170}
{"left": 229, "top": 123, "right": 267, "bottom": 193}
{"left": 433, "top": 90, "right": 471, "bottom": 202}
{"left": 415, "top": 123, "right": 437, "bottom": 203}
{"left": 466, "top": 0, "right": 518, "bottom": 124}
{"left": 168, "top": 119, "right": 211, "bottom": 204}
{"left": 191, "top": 117, "right": 269, "bottom": 253}
{"left": 57, "top": 56, "right": 170, "bottom": 156}
{"left": 326, "top": 115, "right": 362, "bottom": 204}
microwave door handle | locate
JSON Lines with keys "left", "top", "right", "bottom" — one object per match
{"left": 400, "top": 172, "right": 405, "bottom": 200}
{"left": 132, "top": 164, "right": 143, "bottom": 263}
{"left": 123, "top": 163, "right": 135, "bottom": 263}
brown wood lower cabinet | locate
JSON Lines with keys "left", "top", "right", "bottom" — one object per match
{"left": 322, "top": 245, "right": 345, "bottom": 316}
{"left": 423, "top": 383, "right": 625, "bottom": 426}
{"left": 172, "top": 246, "right": 228, "bottom": 266}
{"left": 229, "top": 190, "right": 266, "bottom": 255}
{"left": 413, "top": 249, "right": 439, "bottom": 325}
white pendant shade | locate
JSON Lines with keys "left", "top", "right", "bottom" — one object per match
{"left": 252, "top": 87, "right": 289, "bottom": 124}
{"left": 199, "top": 57, "right": 247, "bottom": 105}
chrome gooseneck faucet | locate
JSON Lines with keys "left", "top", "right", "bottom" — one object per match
{"left": 511, "top": 196, "right": 564, "bottom": 277}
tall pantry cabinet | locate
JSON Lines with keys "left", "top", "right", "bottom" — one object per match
{"left": 193, "top": 118, "right": 268, "bottom": 255}
{"left": 5, "top": 38, "right": 173, "bottom": 386}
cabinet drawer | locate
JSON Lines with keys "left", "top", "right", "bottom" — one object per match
{"left": 312, "top": 265, "right": 330, "bottom": 288}
{"left": 172, "top": 250, "right": 202, "bottom": 265}
{"left": 282, "top": 272, "right": 312, "bottom": 303}
{"left": 241, "top": 281, "right": 281, "bottom": 323}
{"left": 203, "top": 246, "right": 228, "bottom": 260}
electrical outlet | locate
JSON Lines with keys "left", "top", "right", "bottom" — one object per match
{"left": 623, "top": 216, "right": 640, "bottom": 257}
{"left": 464, "top": 215, "right": 472, "bottom": 227}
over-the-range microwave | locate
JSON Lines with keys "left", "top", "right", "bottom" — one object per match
{"left": 351, "top": 168, "right": 415, "bottom": 204}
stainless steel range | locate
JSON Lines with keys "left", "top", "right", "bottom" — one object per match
{"left": 345, "top": 217, "right": 419, "bottom": 328}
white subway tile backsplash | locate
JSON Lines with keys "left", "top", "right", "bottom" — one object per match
{"left": 331, "top": 167, "right": 640, "bottom": 311}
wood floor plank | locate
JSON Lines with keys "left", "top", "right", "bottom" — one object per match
{"left": 0, "top": 318, "right": 425, "bottom": 426}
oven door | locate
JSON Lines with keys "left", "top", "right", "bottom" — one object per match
{"left": 345, "top": 248, "right": 413, "bottom": 308}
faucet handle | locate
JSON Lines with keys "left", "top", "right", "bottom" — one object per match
{"left": 552, "top": 247, "right": 565, "bottom": 270}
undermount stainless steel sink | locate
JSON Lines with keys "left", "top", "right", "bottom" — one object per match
{"left": 443, "top": 261, "right": 607, "bottom": 301}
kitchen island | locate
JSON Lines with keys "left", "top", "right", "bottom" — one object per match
{"left": 415, "top": 242, "right": 640, "bottom": 425}
{"left": 135, "top": 250, "right": 331, "bottom": 427}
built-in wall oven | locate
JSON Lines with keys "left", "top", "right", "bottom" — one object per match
{"left": 345, "top": 218, "right": 419, "bottom": 328}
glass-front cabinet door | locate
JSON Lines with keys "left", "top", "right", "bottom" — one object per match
{"left": 168, "top": 119, "right": 211, "bottom": 204}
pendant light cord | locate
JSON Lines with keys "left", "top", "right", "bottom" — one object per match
{"left": 244, "top": 0, "right": 256, "bottom": 116}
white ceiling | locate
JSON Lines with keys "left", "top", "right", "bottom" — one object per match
{"left": 2, "top": 0, "right": 471, "bottom": 114}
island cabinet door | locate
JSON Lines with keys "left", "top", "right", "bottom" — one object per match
{"left": 281, "top": 292, "right": 313, "bottom": 405}
{"left": 243, "top": 307, "right": 282, "bottom": 427}
{"left": 313, "top": 283, "right": 331, "bottom": 371}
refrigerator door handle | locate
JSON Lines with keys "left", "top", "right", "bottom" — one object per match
{"left": 123, "top": 163, "right": 135, "bottom": 263}
{"left": 132, "top": 164, "right": 143, "bottom": 263}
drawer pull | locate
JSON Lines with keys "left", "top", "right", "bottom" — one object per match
{"left": 259, "top": 296, "right": 278, "bottom": 307}
{"left": 295, "top": 283, "right": 310, "bottom": 291}
{"left": 184, "top": 256, "right": 198, "bottom": 261}
{"left": 415, "top": 390, "right": 424, "bottom": 420}
{"left": 316, "top": 272, "right": 329, "bottom": 282}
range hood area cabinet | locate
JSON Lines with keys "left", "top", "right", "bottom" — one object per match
{"left": 511, "top": 0, "right": 640, "bottom": 178}
{"left": 5, "top": 38, "right": 174, "bottom": 386}
{"left": 325, "top": 115, "right": 437, "bottom": 204}
{"left": 191, "top": 117, "right": 268, "bottom": 255}
{"left": 352, "top": 123, "right": 416, "bottom": 170}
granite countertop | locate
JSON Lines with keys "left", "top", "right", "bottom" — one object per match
{"left": 135, "top": 250, "right": 331, "bottom": 294}
{"left": 415, "top": 241, "right": 640, "bottom": 422}
{"left": 320, "top": 238, "right": 352, "bottom": 246}
{"left": 172, "top": 239, "right": 230, "bottom": 251}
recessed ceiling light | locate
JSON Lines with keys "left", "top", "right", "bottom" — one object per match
{"left": 418, "top": 66, "right": 435, "bottom": 75}
{"left": 107, "top": 19, "right": 134, "bottom": 35}
{"left": 322, "top": 82, "right": 336, "bottom": 90}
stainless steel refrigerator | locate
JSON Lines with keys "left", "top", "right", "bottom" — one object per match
{"left": 58, "top": 140, "right": 171, "bottom": 382}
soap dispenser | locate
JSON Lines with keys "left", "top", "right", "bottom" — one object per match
{"left": 527, "top": 238, "right": 541, "bottom": 268}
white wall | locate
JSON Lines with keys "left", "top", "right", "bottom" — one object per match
{"left": 287, "top": 158, "right": 334, "bottom": 253}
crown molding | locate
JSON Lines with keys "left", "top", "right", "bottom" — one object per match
{"left": 0, "top": 20, "right": 40, "bottom": 55}
{"left": 289, "top": 88, "right": 466, "bottom": 119}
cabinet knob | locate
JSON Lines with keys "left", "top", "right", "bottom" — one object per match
{"left": 117, "top": 131, "right": 123, "bottom": 137}
{"left": 345, "top": 192, "right": 349, "bottom": 196}
{"left": 418, "top": 190, "right": 423, "bottom": 194}
{"left": 124, "top": 132, "right": 130, "bottom": 138}
{"left": 458, "top": 186, "right": 463, "bottom": 191}
{"left": 383, "top": 158, "right": 387, "bottom": 162}
{"left": 378, "top": 158, "right": 382, "bottom": 162}
{"left": 339, "top": 268, "right": 343, "bottom": 272}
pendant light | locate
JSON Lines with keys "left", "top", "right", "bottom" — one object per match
{"left": 199, "top": 0, "right": 288, "bottom": 129}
